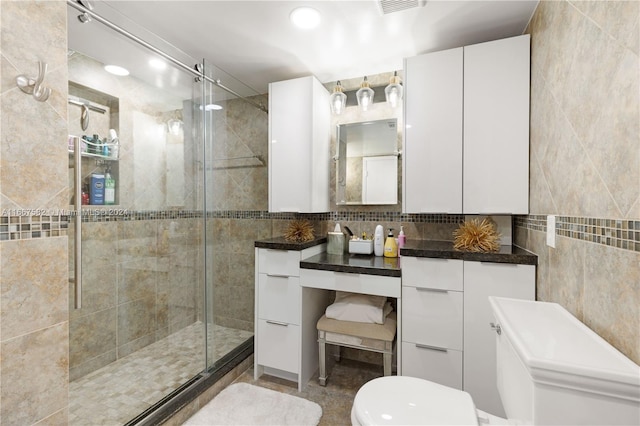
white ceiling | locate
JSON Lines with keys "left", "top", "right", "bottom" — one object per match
{"left": 69, "top": 0, "right": 539, "bottom": 98}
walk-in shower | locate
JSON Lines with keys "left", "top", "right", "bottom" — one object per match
{"left": 66, "top": 1, "right": 265, "bottom": 423}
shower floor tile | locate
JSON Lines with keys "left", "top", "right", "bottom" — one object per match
{"left": 69, "top": 322, "right": 252, "bottom": 426}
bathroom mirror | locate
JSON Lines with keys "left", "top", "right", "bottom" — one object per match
{"left": 336, "top": 118, "right": 399, "bottom": 205}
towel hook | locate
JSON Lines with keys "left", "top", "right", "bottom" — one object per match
{"left": 16, "top": 61, "right": 52, "bottom": 102}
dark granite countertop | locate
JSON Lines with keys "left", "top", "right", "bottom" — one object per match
{"left": 254, "top": 236, "right": 327, "bottom": 251}
{"left": 300, "top": 252, "right": 402, "bottom": 277}
{"left": 400, "top": 239, "right": 537, "bottom": 265}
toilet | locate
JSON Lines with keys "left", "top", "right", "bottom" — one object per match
{"left": 351, "top": 297, "right": 640, "bottom": 425}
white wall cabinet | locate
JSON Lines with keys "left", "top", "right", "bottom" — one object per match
{"left": 463, "top": 35, "right": 530, "bottom": 214}
{"left": 403, "top": 35, "right": 530, "bottom": 214}
{"left": 254, "top": 244, "right": 326, "bottom": 390}
{"left": 401, "top": 256, "right": 535, "bottom": 416}
{"left": 269, "top": 75, "right": 330, "bottom": 213}
{"left": 403, "top": 48, "right": 463, "bottom": 214}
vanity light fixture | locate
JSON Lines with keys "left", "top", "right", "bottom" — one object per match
{"left": 356, "top": 76, "right": 375, "bottom": 112}
{"left": 290, "top": 7, "right": 321, "bottom": 30}
{"left": 384, "top": 71, "right": 403, "bottom": 108}
{"left": 104, "top": 64, "right": 129, "bottom": 76}
{"left": 329, "top": 81, "right": 347, "bottom": 115}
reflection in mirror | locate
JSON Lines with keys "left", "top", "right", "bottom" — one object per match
{"left": 336, "top": 119, "right": 399, "bottom": 205}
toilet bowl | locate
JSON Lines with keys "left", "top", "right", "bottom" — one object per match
{"left": 351, "top": 297, "right": 640, "bottom": 426}
{"left": 350, "top": 376, "right": 509, "bottom": 425}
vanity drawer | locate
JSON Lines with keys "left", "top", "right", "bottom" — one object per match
{"left": 402, "top": 341, "right": 463, "bottom": 390}
{"left": 257, "top": 319, "right": 299, "bottom": 374}
{"left": 402, "top": 286, "right": 463, "bottom": 350}
{"left": 258, "top": 249, "right": 301, "bottom": 277}
{"left": 258, "top": 274, "right": 300, "bottom": 325}
{"left": 401, "top": 256, "right": 463, "bottom": 291}
{"left": 299, "top": 268, "right": 401, "bottom": 298}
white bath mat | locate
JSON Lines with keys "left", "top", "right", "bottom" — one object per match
{"left": 183, "top": 382, "right": 322, "bottom": 425}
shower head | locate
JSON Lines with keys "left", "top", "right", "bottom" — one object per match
{"left": 76, "top": 0, "right": 94, "bottom": 23}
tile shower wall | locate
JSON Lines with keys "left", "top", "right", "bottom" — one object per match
{"left": 516, "top": 1, "right": 639, "bottom": 363}
{"left": 0, "top": 1, "right": 70, "bottom": 424}
{"left": 69, "top": 215, "right": 201, "bottom": 380}
{"left": 66, "top": 51, "right": 204, "bottom": 380}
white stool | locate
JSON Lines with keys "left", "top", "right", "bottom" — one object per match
{"left": 316, "top": 311, "right": 396, "bottom": 386}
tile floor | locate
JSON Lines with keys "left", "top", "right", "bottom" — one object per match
{"left": 69, "top": 322, "right": 253, "bottom": 425}
{"left": 231, "top": 358, "right": 385, "bottom": 426}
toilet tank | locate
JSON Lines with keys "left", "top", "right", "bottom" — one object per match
{"left": 489, "top": 297, "right": 640, "bottom": 425}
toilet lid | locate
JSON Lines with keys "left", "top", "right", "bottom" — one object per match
{"left": 353, "top": 376, "right": 479, "bottom": 425}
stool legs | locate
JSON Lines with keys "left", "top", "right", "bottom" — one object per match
{"left": 318, "top": 334, "right": 327, "bottom": 386}
{"left": 383, "top": 352, "right": 392, "bottom": 376}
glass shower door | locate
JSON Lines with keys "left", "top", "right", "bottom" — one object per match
{"left": 67, "top": 4, "right": 209, "bottom": 423}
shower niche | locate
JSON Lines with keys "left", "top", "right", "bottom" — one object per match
{"left": 68, "top": 82, "right": 120, "bottom": 206}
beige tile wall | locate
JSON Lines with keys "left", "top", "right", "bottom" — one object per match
{"left": 517, "top": 0, "right": 639, "bottom": 363}
{"left": 0, "top": 1, "right": 69, "bottom": 424}
{"left": 69, "top": 217, "right": 201, "bottom": 380}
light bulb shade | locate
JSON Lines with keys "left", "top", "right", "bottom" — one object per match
{"left": 330, "top": 91, "right": 347, "bottom": 115}
{"left": 385, "top": 82, "right": 403, "bottom": 108}
{"left": 356, "top": 77, "right": 374, "bottom": 111}
{"left": 356, "top": 86, "right": 374, "bottom": 111}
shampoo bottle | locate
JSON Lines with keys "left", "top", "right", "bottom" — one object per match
{"left": 104, "top": 167, "right": 116, "bottom": 205}
{"left": 373, "top": 225, "right": 384, "bottom": 256}
{"left": 384, "top": 228, "right": 398, "bottom": 258}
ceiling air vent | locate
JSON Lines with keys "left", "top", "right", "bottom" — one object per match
{"left": 377, "top": 0, "right": 426, "bottom": 15}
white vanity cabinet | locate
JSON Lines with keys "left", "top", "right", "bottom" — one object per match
{"left": 403, "top": 34, "right": 530, "bottom": 214}
{"left": 463, "top": 260, "right": 535, "bottom": 417}
{"left": 401, "top": 255, "right": 535, "bottom": 416}
{"left": 401, "top": 257, "right": 464, "bottom": 389}
{"left": 254, "top": 244, "right": 326, "bottom": 391}
{"left": 268, "top": 75, "right": 330, "bottom": 213}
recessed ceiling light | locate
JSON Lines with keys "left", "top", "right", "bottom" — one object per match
{"left": 149, "top": 58, "right": 167, "bottom": 71}
{"left": 290, "top": 7, "right": 321, "bottom": 30}
{"left": 199, "top": 104, "right": 223, "bottom": 111}
{"left": 104, "top": 65, "right": 129, "bottom": 76}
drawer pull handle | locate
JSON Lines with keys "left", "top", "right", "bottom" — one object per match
{"left": 266, "top": 273, "right": 290, "bottom": 278}
{"left": 415, "top": 287, "right": 449, "bottom": 293}
{"left": 490, "top": 322, "right": 502, "bottom": 335}
{"left": 266, "top": 320, "right": 289, "bottom": 327}
{"left": 415, "top": 343, "right": 448, "bottom": 352}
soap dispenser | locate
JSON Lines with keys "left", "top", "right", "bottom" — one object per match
{"left": 373, "top": 225, "right": 384, "bottom": 256}
{"left": 384, "top": 228, "right": 398, "bottom": 258}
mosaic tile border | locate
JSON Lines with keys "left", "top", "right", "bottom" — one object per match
{"left": 0, "top": 214, "right": 69, "bottom": 241}
{"left": 515, "top": 215, "right": 640, "bottom": 253}
{"left": 0, "top": 210, "right": 467, "bottom": 241}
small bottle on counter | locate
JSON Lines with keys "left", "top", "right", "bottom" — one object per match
{"left": 398, "top": 226, "right": 406, "bottom": 255}
{"left": 384, "top": 228, "right": 398, "bottom": 258}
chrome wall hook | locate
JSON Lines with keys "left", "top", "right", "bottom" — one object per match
{"left": 16, "top": 61, "right": 52, "bottom": 102}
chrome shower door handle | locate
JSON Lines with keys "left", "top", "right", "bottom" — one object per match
{"left": 73, "top": 136, "right": 82, "bottom": 309}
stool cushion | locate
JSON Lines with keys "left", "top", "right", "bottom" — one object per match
{"left": 317, "top": 311, "right": 396, "bottom": 342}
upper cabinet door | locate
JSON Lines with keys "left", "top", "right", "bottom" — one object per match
{"left": 404, "top": 48, "right": 463, "bottom": 214}
{"left": 269, "top": 76, "right": 330, "bottom": 213}
{"left": 463, "top": 35, "right": 530, "bottom": 214}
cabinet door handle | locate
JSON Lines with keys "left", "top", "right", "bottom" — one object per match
{"left": 415, "top": 343, "right": 448, "bottom": 352}
{"left": 415, "top": 287, "right": 449, "bottom": 293}
{"left": 479, "top": 262, "right": 518, "bottom": 266}
{"left": 266, "top": 273, "right": 289, "bottom": 278}
{"left": 266, "top": 320, "right": 288, "bottom": 327}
